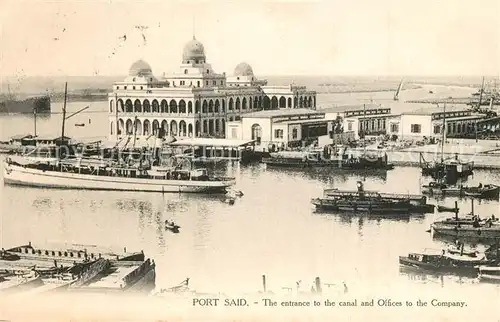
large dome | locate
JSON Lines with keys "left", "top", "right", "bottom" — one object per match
{"left": 182, "top": 36, "right": 206, "bottom": 62}
{"left": 234, "top": 62, "right": 254, "bottom": 76}
{"left": 129, "top": 59, "right": 153, "bottom": 76}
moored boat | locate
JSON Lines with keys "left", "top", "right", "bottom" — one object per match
{"left": 0, "top": 270, "right": 43, "bottom": 293}
{"left": 262, "top": 149, "right": 394, "bottom": 171}
{"left": 437, "top": 205, "right": 460, "bottom": 213}
{"left": 312, "top": 181, "right": 434, "bottom": 214}
{"left": 399, "top": 248, "right": 491, "bottom": 276}
{"left": 422, "top": 181, "right": 499, "bottom": 200}
{"left": 3, "top": 157, "right": 236, "bottom": 193}
{"left": 478, "top": 266, "right": 500, "bottom": 281}
{"left": 431, "top": 216, "right": 500, "bottom": 239}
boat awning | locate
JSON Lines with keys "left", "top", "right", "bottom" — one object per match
{"left": 169, "top": 138, "right": 256, "bottom": 148}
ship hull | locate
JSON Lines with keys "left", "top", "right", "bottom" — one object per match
{"left": 398, "top": 256, "right": 482, "bottom": 276}
{"left": 432, "top": 223, "right": 500, "bottom": 239}
{"left": 311, "top": 198, "right": 434, "bottom": 214}
{"left": 3, "top": 163, "right": 234, "bottom": 193}
{"left": 262, "top": 159, "right": 394, "bottom": 171}
{"left": 0, "top": 96, "right": 51, "bottom": 114}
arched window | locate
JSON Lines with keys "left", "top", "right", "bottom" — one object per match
{"left": 251, "top": 124, "right": 262, "bottom": 142}
{"left": 184, "top": 69, "right": 188, "bottom": 74}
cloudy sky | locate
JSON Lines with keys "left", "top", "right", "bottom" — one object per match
{"left": 1, "top": 0, "right": 499, "bottom": 77}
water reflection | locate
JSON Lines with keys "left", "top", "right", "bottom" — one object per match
{"left": 399, "top": 267, "right": 478, "bottom": 286}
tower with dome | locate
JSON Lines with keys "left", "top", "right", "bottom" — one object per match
{"left": 108, "top": 36, "right": 316, "bottom": 147}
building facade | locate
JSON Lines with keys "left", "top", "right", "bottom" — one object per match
{"left": 321, "top": 104, "right": 392, "bottom": 140}
{"left": 107, "top": 37, "right": 316, "bottom": 147}
{"left": 227, "top": 109, "right": 333, "bottom": 150}
{"left": 386, "top": 105, "right": 483, "bottom": 140}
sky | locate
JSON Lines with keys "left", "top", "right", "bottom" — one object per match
{"left": 0, "top": 0, "right": 499, "bottom": 77}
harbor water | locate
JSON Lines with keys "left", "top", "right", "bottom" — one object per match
{"left": 1, "top": 85, "right": 500, "bottom": 305}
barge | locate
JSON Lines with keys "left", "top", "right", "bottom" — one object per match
{"left": 262, "top": 149, "right": 394, "bottom": 171}
{"left": 312, "top": 181, "right": 435, "bottom": 214}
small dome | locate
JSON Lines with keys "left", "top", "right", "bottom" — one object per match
{"left": 129, "top": 59, "right": 153, "bottom": 76}
{"left": 234, "top": 62, "right": 254, "bottom": 76}
{"left": 183, "top": 36, "right": 206, "bottom": 62}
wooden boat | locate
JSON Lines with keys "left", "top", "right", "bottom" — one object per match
{"left": 478, "top": 266, "right": 500, "bottom": 281}
{"left": 262, "top": 149, "right": 394, "bottom": 171}
{"left": 74, "top": 123, "right": 85, "bottom": 127}
{"left": 463, "top": 184, "right": 500, "bottom": 199}
{"left": 165, "top": 220, "right": 180, "bottom": 233}
{"left": 431, "top": 218, "right": 500, "bottom": 238}
{"left": 3, "top": 157, "right": 236, "bottom": 193}
{"left": 437, "top": 205, "right": 460, "bottom": 213}
{"left": 422, "top": 182, "right": 499, "bottom": 200}
{"left": 2, "top": 242, "right": 146, "bottom": 264}
{"left": 312, "top": 181, "right": 434, "bottom": 214}
{"left": 399, "top": 248, "right": 491, "bottom": 276}
{"left": 0, "top": 270, "right": 43, "bottom": 292}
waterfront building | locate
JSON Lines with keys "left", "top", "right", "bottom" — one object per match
{"left": 107, "top": 37, "right": 316, "bottom": 147}
{"left": 320, "top": 104, "right": 393, "bottom": 140}
{"left": 227, "top": 108, "right": 333, "bottom": 150}
{"left": 386, "top": 105, "right": 484, "bottom": 140}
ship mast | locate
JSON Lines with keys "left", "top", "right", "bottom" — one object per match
{"left": 478, "top": 76, "right": 485, "bottom": 108}
{"left": 441, "top": 103, "right": 446, "bottom": 163}
{"left": 61, "top": 82, "right": 68, "bottom": 141}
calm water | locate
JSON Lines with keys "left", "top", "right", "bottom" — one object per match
{"left": 1, "top": 86, "right": 499, "bottom": 300}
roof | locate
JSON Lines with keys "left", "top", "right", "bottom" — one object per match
{"left": 319, "top": 103, "right": 387, "bottom": 114}
{"left": 438, "top": 115, "right": 484, "bottom": 122}
{"left": 345, "top": 114, "right": 399, "bottom": 120}
{"left": 169, "top": 138, "right": 255, "bottom": 148}
{"left": 277, "top": 119, "right": 330, "bottom": 125}
{"left": 403, "top": 105, "right": 470, "bottom": 116}
{"left": 242, "top": 108, "right": 323, "bottom": 119}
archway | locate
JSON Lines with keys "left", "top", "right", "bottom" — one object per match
{"left": 251, "top": 124, "right": 262, "bottom": 142}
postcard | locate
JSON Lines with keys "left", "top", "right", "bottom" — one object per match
{"left": 0, "top": 0, "right": 499, "bottom": 321}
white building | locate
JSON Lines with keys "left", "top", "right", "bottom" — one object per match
{"left": 107, "top": 36, "right": 316, "bottom": 147}
{"left": 319, "top": 104, "right": 393, "bottom": 140}
{"left": 386, "top": 105, "right": 483, "bottom": 140}
{"left": 227, "top": 108, "right": 333, "bottom": 150}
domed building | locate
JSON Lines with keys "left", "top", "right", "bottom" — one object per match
{"left": 108, "top": 36, "right": 317, "bottom": 149}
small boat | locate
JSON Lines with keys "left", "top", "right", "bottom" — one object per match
{"left": 74, "top": 123, "right": 85, "bottom": 127}
{"left": 463, "top": 184, "right": 500, "bottom": 199}
{"left": 422, "top": 182, "right": 499, "bottom": 200}
{"left": 165, "top": 220, "right": 180, "bottom": 233}
{"left": 437, "top": 205, "right": 460, "bottom": 213}
{"left": 399, "top": 248, "right": 491, "bottom": 276}
{"left": 429, "top": 90, "right": 434, "bottom": 94}
{"left": 431, "top": 216, "right": 500, "bottom": 238}
{"left": 478, "top": 266, "right": 500, "bottom": 282}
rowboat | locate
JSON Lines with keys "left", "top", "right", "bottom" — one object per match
{"left": 165, "top": 220, "right": 180, "bottom": 233}
{"left": 437, "top": 205, "right": 460, "bottom": 213}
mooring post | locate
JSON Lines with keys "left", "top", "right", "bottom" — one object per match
{"left": 315, "top": 277, "right": 322, "bottom": 294}
{"left": 262, "top": 274, "right": 266, "bottom": 293}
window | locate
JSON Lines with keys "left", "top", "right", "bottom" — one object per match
{"left": 220, "top": 81, "right": 223, "bottom": 85}
{"left": 231, "top": 128, "right": 238, "bottom": 139}
{"left": 433, "top": 125, "right": 441, "bottom": 134}
{"left": 184, "top": 69, "right": 188, "bottom": 74}
{"left": 347, "top": 122, "right": 353, "bottom": 131}
{"left": 116, "top": 86, "right": 120, "bottom": 89}
{"left": 206, "top": 69, "right": 209, "bottom": 74}
{"left": 410, "top": 124, "right": 421, "bottom": 133}
{"left": 390, "top": 123, "right": 399, "bottom": 133}
{"left": 124, "top": 86, "right": 127, "bottom": 90}
{"left": 274, "top": 129, "right": 284, "bottom": 139}
{"left": 197, "top": 81, "right": 200, "bottom": 87}
{"left": 140, "top": 86, "right": 143, "bottom": 90}
{"left": 133, "top": 86, "right": 136, "bottom": 90}
{"left": 213, "top": 81, "right": 216, "bottom": 85}
{"left": 205, "top": 81, "right": 208, "bottom": 86}
{"left": 292, "top": 128, "right": 298, "bottom": 139}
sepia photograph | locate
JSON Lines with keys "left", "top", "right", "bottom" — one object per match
{"left": 0, "top": 0, "right": 499, "bottom": 321}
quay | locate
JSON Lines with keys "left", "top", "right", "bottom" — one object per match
{"left": 381, "top": 139, "right": 500, "bottom": 169}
